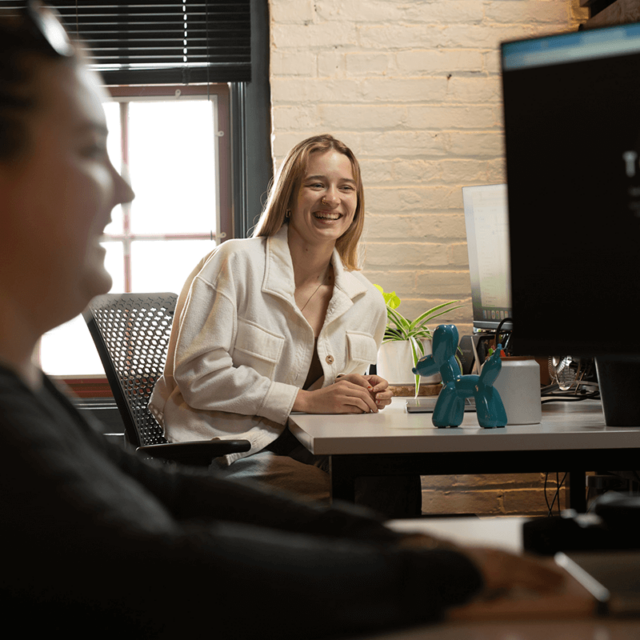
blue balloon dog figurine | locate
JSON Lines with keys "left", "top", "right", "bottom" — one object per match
{"left": 412, "top": 324, "right": 507, "bottom": 428}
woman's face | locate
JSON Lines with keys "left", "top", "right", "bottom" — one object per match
{"left": 0, "top": 58, "right": 133, "bottom": 330}
{"left": 288, "top": 149, "right": 358, "bottom": 251}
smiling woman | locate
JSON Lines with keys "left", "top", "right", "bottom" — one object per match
{"left": 0, "top": 14, "right": 133, "bottom": 388}
{"left": 149, "top": 134, "right": 425, "bottom": 517}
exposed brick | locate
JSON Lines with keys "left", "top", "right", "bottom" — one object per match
{"left": 412, "top": 270, "right": 471, "bottom": 295}
{"left": 317, "top": 51, "right": 345, "bottom": 78}
{"left": 421, "top": 473, "right": 555, "bottom": 490}
{"left": 269, "top": 77, "right": 364, "bottom": 104}
{"left": 484, "top": 1, "right": 570, "bottom": 25}
{"left": 270, "top": 0, "right": 583, "bottom": 517}
{"left": 367, "top": 186, "right": 461, "bottom": 214}
{"left": 421, "top": 489, "right": 504, "bottom": 516}
{"left": 444, "top": 76, "right": 503, "bottom": 104}
{"left": 345, "top": 52, "right": 395, "bottom": 76}
{"left": 366, "top": 214, "right": 467, "bottom": 240}
{"left": 317, "top": 0, "right": 484, "bottom": 25}
{"left": 269, "top": 0, "right": 315, "bottom": 24}
{"left": 270, "top": 50, "right": 317, "bottom": 76}
{"left": 357, "top": 24, "right": 439, "bottom": 51}
{"left": 440, "top": 24, "right": 546, "bottom": 49}
{"left": 272, "top": 22, "right": 357, "bottom": 50}
{"left": 397, "top": 49, "right": 485, "bottom": 75}
{"left": 362, "top": 270, "right": 416, "bottom": 295}
{"left": 361, "top": 77, "right": 448, "bottom": 103}
{"left": 272, "top": 105, "right": 320, "bottom": 131}
{"left": 440, "top": 159, "right": 505, "bottom": 184}
{"left": 319, "top": 104, "right": 406, "bottom": 131}
{"left": 447, "top": 242, "right": 471, "bottom": 267}
{"left": 315, "top": 0, "right": 406, "bottom": 23}
{"left": 359, "top": 159, "right": 396, "bottom": 184}
{"left": 405, "top": 105, "right": 501, "bottom": 130}
{"left": 357, "top": 131, "right": 449, "bottom": 159}
{"left": 447, "top": 131, "right": 504, "bottom": 158}
{"left": 364, "top": 242, "right": 449, "bottom": 268}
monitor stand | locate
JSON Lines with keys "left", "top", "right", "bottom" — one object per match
{"left": 595, "top": 357, "right": 640, "bottom": 426}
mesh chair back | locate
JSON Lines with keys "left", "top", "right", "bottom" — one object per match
{"left": 83, "top": 293, "right": 177, "bottom": 448}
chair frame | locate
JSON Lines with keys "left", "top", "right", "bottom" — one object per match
{"left": 83, "top": 292, "right": 250, "bottom": 465}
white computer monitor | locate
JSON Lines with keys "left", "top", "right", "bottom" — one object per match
{"left": 463, "top": 184, "right": 512, "bottom": 332}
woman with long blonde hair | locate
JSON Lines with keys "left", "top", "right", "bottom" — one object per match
{"left": 151, "top": 133, "right": 429, "bottom": 515}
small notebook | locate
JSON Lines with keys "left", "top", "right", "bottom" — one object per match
{"left": 556, "top": 551, "right": 640, "bottom": 616}
{"left": 405, "top": 396, "right": 476, "bottom": 413}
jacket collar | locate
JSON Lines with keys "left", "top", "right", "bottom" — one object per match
{"left": 263, "top": 224, "right": 368, "bottom": 311}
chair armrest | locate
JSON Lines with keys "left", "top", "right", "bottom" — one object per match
{"left": 137, "top": 439, "right": 251, "bottom": 466}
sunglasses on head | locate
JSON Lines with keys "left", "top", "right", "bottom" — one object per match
{"left": 22, "top": 0, "right": 74, "bottom": 57}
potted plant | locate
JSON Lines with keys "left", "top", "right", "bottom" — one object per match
{"left": 374, "top": 285, "right": 461, "bottom": 397}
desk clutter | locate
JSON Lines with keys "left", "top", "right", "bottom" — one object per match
{"left": 524, "top": 492, "right": 640, "bottom": 556}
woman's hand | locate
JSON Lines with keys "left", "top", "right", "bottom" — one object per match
{"left": 294, "top": 377, "right": 380, "bottom": 414}
{"left": 336, "top": 373, "right": 393, "bottom": 409}
{"left": 462, "top": 546, "right": 565, "bottom": 595}
{"left": 399, "top": 534, "right": 565, "bottom": 595}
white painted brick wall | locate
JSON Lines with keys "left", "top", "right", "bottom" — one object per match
{"left": 270, "top": 0, "right": 588, "bottom": 516}
{"left": 269, "top": 0, "right": 587, "bottom": 335}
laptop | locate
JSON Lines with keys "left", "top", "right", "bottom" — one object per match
{"left": 556, "top": 551, "right": 640, "bottom": 616}
{"left": 406, "top": 396, "right": 476, "bottom": 413}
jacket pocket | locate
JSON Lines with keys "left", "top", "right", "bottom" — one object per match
{"left": 346, "top": 331, "right": 378, "bottom": 366}
{"left": 233, "top": 317, "right": 285, "bottom": 380}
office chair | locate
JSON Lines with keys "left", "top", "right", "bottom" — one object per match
{"left": 83, "top": 292, "right": 250, "bottom": 466}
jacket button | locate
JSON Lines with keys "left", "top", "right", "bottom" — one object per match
{"left": 325, "top": 355, "right": 334, "bottom": 365}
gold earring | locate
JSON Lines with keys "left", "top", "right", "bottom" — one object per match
{"left": 285, "top": 209, "right": 291, "bottom": 219}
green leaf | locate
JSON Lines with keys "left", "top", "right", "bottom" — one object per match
{"left": 409, "top": 337, "right": 422, "bottom": 397}
{"left": 373, "top": 284, "right": 401, "bottom": 310}
{"left": 375, "top": 286, "right": 460, "bottom": 361}
{"left": 410, "top": 301, "right": 461, "bottom": 331}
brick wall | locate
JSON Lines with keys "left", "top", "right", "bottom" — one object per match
{"left": 269, "top": 0, "right": 587, "bottom": 516}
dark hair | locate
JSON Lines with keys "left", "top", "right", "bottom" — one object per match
{"left": 0, "top": 12, "right": 73, "bottom": 160}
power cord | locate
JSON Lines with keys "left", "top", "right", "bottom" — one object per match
{"left": 494, "top": 317, "right": 513, "bottom": 355}
{"left": 544, "top": 471, "right": 568, "bottom": 516}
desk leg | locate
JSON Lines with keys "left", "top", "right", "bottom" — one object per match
{"left": 329, "top": 456, "right": 356, "bottom": 503}
{"left": 568, "top": 470, "right": 587, "bottom": 512}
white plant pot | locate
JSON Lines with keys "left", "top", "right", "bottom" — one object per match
{"left": 376, "top": 340, "right": 441, "bottom": 385}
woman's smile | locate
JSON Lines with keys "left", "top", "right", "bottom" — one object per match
{"left": 289, "top": 148, "right": 357, "bottom": 248}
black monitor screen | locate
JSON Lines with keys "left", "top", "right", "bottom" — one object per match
{"left": 502, "top": 23, "right": 640, "bottom": 356}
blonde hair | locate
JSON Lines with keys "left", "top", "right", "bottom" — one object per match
{"left": 252, "top": 134, "right": 365, "bottom": 271}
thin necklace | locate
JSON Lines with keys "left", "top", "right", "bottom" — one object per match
{"left": 299, "top": 268, "right": 329, "bottom": 313}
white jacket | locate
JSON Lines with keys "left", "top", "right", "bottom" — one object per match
{"left": 149, "top": 224, "right": 387, "bottom": 463}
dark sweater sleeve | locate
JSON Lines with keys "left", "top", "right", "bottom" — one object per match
{"left": 0, "top": 370, "right": 483, "bottom": 639}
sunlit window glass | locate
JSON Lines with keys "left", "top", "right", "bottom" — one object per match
{"left": 41, "top": 96, "right": 220, "bottom": 376}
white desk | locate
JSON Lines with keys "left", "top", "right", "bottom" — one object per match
{"left": 364, "top": 517, "right": 640, "bottom": 639}
{"left": 289, "top": 398, "right": 640, "bottom": 511}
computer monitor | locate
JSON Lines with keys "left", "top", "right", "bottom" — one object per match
{"left": 463, "top": 184, "right": 512, "bottom": 332}
{"left": 502, "top": 22, "right": 640, "bottom": 358}
{"left": 502, "top": 22, "right": 640, "bottom": 425}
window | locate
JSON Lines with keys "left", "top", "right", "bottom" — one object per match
{"left": 39, "top": 84, "right": 231, "bottom": 378}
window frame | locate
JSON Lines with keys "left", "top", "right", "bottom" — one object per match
{"left": 58, "top": 82, "right": 232, "bottom": 396}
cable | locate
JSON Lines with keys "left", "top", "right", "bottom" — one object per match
{"left": 494, "top": 317, "right": 513, "bottom": 354}
{"left": 541, "top": 393, "right": 600, "bottom": 404}
{"left": 544, "top": 471, "right": 568, "bottom": 516}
